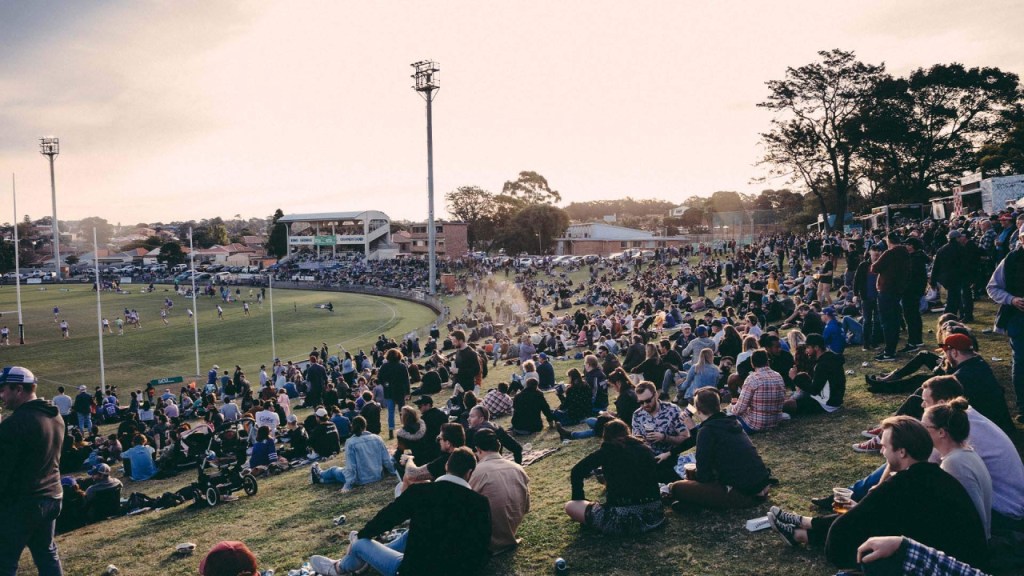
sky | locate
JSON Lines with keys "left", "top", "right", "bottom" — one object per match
{"left": 1, "top": 0, "right": 1022, "bottom": 226}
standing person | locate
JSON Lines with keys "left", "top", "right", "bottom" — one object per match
{"left": 0, "top": 366, "right": 65, "bottom": 576}
{"left": 901, "top": 237, "right": 929, "bottom": 353}
{"left": 854, "top": 243, "right": 884, "bottom": 351}
{"left": 870, "top": 232, "right": 911, "bottom": 362}
{"left": 58, "top": 319, "right": 69, "bottom": 339}
{"left": 305, "top": 354, "right": 328, "bottom": 408}
{"left": 72, "top": 385, "right": 94, "bottom": 432}
{"left": 51, "top": 386, "right": 72, "bottom": 427}
{"left": 451, "top": 330, "right": 481, "bottom": 393}
{"left": 986, "top": 234, "right": 1024, "bottom": 425}
{"left": 378, "top": 349, "right": 411, "bottom": 440}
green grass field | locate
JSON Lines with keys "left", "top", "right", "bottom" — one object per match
{"left": 0, "top": 283, "right": 437, "bottom": 400}
{"left": 8, "top": 271, "right": 1024, "bottom": 576}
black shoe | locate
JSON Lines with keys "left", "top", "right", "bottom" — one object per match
{"left": 897, "top": 344, "right": 921, "bottom": 354}
{"left": 874, "top": 353, "right": 897, "bottom": 362}
{"left": 810, "top": 494, "right": 834, "bottom": 511}
{"left": 768, "top": 512, "right": 799, "bottom": 547}
{"left": 554, "top": 422, "right": 573, "bottom": 442}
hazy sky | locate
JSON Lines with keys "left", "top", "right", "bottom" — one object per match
{"left": 1, "top": 1, "right": 1022, "bottom": 226}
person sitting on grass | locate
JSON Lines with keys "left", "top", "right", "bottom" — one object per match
{"left": 564, "top": 418, "right": 665, "bottom": 535}
{"left": 631, "top": 381, "right": 694, "bottom": 483}
{"left": 864, "top": 314, "right": 961, "bottom": 394}
{"left": 556, "top": 367, "right": 639, "bottom": 441}
{"left": 767, "top": 415, "right": 987, "bottom": 570}
{"left": 553, "top": 368, "right": 592, "bottom": 426}
{"left": 309, "top": 447, "right": 492, "bottom": 576}
{"left": 310, "top": 416, "right": 397, "bottom": 493}
{"left": 121, "top": 433, "right": 157, "bottom": 481}
{"left": 469, "top": 429, "right": 531, "bottom": 555}
{"left": 728, "top": 350, "right": 786, "bottom": 433}
{"left": 199, "top": 541, "right": 261, "bottom": 576}
{"left": 401, "top": 422, "right": 465, "bottom": 490}
{"left": 664, "top": 387, "right": 772, "bottom": 513}
{"left": 510, "top": 378, "right": 554, "bottom": 435}
{"left": 856, "top": 536, "right": 990, "bottom": 576}
{"left": 782, "top": 333, "right": 845, "bottom": 417}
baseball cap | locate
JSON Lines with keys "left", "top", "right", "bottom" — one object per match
{"left": 314, "top": 408, "right": 328, "bottom": 418}
{"left": 60, "top": 476, "right": 78, "bottom": 488}
{"left": 947, "top": 229, "right": 963, "bottom": 240}
{"left": 286, "top": 414, "right": 298, "bottom": 424}
{"left": 212, "top": 364, "right": 219, "bottom": 370}
{"left": 695, "top": 325, "right": 708, "bottom": 336}
{"left": 538, "top": 353, "right": 548, "bottom": 360}
{"left": 937, "top": 333, "right": 973, "bottom": 353}
{"left": 0, "top": 366, "right": 37, "bottom": 386}
{"left": 822, "top": 306, "right": 836, "bottom": 316}
{"left": 199, "top": 541, "right": 258, "bottom": 576}
{"left": 413, "top": 395, "right": 434, "bottom": 406}
{"left": 89, "top": 463, "right": 111, "bottom": 476}
{"left": 78, "top": 384, "right": 87, "bottom": 392}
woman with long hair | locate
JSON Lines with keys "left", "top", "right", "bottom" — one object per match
{"left": 564, "top": 419, "right": 664, "bottom": 535}
{"left": 717, "top": 324, "right": 743, "bottom": 362}
{"left": 678, "top": 348, "right": 721, "bottom": 403}
{"left": 554, "top": 368, "right": 593, "bottom": 426}
{"left": 631, "top": 343, "right": 665, "bottom": 388}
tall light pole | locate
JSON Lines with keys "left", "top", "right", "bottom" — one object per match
{"left": 39, "top": 137, "right": 61, "bottom": 281}
{"left": 11, "top": 174, "right": 24, "bottom": 344}
{"left": 411, "top": 60, "right": 440, "bottom": 295}
{"left": 189, "top": 228, "right": 200, "bottom": 376}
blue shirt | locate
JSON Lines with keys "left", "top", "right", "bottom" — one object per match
{"left": 823, "top": 318, "right": 846, "bottom": 355}
{"left": 123, "top": 444, "right": 157, "bottom": 481}
{"left": 342, "top": 432, "right": 397, "bottom": 490}
{"left": 331, "top": 414, "right": 351, "bottom": 439}
{"left": 249, "top": 439, "right": 278, "bottom": 467}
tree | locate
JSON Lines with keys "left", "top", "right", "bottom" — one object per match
{"left": 501, "top": 171, "right": 561, "bottom": 205}
{"left": 446, "top": 186, "right": 495, "bottom": 250}
{"left": 79, "top": 217, "right": 114, "bottom": 245}
{"left": 980, "top": 112, "right": 1024, "bottom": 175}
{"left": 759, "top": 49, "right": 885, "bottom": 231}
{"left": 157, "top": 241, "right": 186, "bottom": 266}
{"left": 498, "top": 204, "right": 570, "bottom": 255}
{"left": 861, "top": 63, "right": 1020, "bottom": 203}
{"left": 267, "top": 209, "right": 288, "bottom": 258}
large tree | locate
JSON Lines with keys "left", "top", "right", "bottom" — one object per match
{"left": 861, "top": 63, "right": 1020, "bottom": 203}
{"left": 267, "top": 209, "right": 288, "bottom": 258}
{"left": 759, "top": 49, "right": 885, "bottom": 231}
{"left": 499, "top": 204, "right": 570, "bottom": 255}
{"left": 446, "top": 185, "right": 495, "bottom": 251}
{"left": 157, "top": 241, "right": 186, "bottom": 266}
{"left": 79, "top": 217, "right": 114, "bottom": 245}
{"left": 980, "top": 110, "right": 1024, "bottom": 176}
{"left": 502, "top": 171, "right": 561, "bottom": 205}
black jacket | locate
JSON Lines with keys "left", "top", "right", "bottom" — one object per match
{"left": 571, "top": 438, "right": 660, "bottom": 505}
{"left": 359, "top": 477, "right": 491, "bottom": 576}
{"left": 511, "top": 388, "right": 553, "bottom": 433}
{"left": 952, "top": 356, "right": 1015, "bottom": 434}
{"left": 906, "top": 250, "right": 930, "bottom": 296}
{"left": 931, "top": 241, "right": 964, "bottom": 287}
{"left": 378, "top": 360, "right": 411, "bottom": 402}
{"left": 622, "top": 342, "right": 646, "bottom": 372}
{"left": 693, "top": 412, "right": 771, "bottom": 496}
{"left": 0, "top": 399, "right": 64, "bottom": 505}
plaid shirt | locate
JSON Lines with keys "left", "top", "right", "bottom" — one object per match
{"left": 481, "top": 389, "right": 513, "bottom": 418}
{"left": 978, "top": 228, "right": 997, "bottom": 257}
{"left": 731, "top": 367, "right": 785, "bottom": 431}
{"left": 901, "top": 537, "right": 989, "bottom": 576}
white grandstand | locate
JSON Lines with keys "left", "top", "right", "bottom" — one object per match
{"left": 277, "top": 211, "right": 397, "bottom": 260}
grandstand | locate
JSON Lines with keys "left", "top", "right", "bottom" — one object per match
{"left": 277, "top": 211, "right": 397, "bottom": 260}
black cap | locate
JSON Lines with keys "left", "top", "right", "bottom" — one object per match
{"left": 413, "top": 395, "right": 434, "bottom": 406}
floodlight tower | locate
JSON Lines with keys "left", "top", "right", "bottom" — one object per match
{"left": 39, "top": 137, "right": 61, "bottom": 281}
{"left": 411, "top": 60, "right": 440, "bottom": 295}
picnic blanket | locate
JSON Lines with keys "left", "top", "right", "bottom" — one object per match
{"left": 502, "top": 446, "right": 559, "bottom": 467}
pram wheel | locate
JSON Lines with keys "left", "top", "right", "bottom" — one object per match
{"left": 242, "top": 475, "right": 258, "bottom": 496}
{"left": 203, "top": 486, "right": 220, "bottom": 507}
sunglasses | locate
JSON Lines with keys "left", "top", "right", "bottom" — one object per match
{"left": 637, "top": 395, "right": 656, "bottom": 405}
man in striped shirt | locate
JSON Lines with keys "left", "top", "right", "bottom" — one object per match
{"left": 730, "top": 350, "right": 786, "bottom": 433}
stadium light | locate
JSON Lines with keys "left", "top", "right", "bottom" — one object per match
{"left": 11, "top": 174, "right": 25, "bottom": 344}
{"left": 411, "top": 60, "right": 440, "bottom": 295}
{"left": 39, "top": 137, "right": 61, "bottom": 281}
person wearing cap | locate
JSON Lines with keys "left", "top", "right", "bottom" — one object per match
{"left": 309, "top": 407, "right": 342, "bottom": 458}
{"left": 932, "top": 230, "right": 972, "bottom": 323}
{"left": 72, "top": 384, "right": 95, "bottom": 432}
{"left": 199, "top": 541, "right": 259, "bottom": 576}
{"left": 0, "top": 366, "right": 65, "bottom": 575}
{"left": 820, "top": 308, "right": 845, "bottom": 356}
{"left": 870, "top": 232, "right": 911, "bottom": 362}
{"left": 783, "top": 333, "right": 846, "bottom": 416}
{"left": 83, "top": 463, "right": 122, "bottom": 522}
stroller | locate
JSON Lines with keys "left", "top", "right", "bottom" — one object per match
{"left": 188, "top": 419, "right": 258, "bottom": 507}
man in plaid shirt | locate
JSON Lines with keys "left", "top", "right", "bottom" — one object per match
{"left": 480, "top": 382, "right": 513, "bottom": 418}
{"left": 857, "top": 536, "right": 989, "bottom": 576}
{"left": 730, "top": 350, "right": 786, "bottom": 432}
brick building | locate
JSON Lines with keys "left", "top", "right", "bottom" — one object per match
{"left": 397, "top": 221, "right": 468, "bottom": 259}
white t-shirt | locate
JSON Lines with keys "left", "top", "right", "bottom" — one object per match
{"left": 255, "top": 409, "right": 280, "bottom": 435}
{"left": 52, "top": 394, "right": 72, "bottom": 416}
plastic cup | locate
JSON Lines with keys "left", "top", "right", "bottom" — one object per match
{"left": 832, "top": 487, "right": 854, "bottom": 514}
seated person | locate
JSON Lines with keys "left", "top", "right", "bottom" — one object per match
{"left": 465, "top": 406, "right": 523, "bottom": 465}
{"left": 469, "top": 429, "right": 531, "bottom": 555}
{"left": 665, "top": 387, "right": 772, "bottom": 512}
{"left": 309, "top": 408, "right": 342, "bottom": 457}
{"left": 552, "top": 368, "right": 592, "bottom": 426}
{"left": 480, "top": 383, "right": 513, "bottom": 418}
{"left": 510, "top": 379, "right": 554, "bottom": 435}
{"left": 782, "top": 333, "right": 845, "bottom": 416}
{"left": 402, "top": 423, "right": 465, "bottom": 491}
{"left": 767, "top": 416, "right": 987, "bottom": 570}
{"left": 122, "top": 433, "right": 157, "bottom": 481}
{"left": 199, "top": 541, "right": 260, "bottom": 576}
{"left": 557, "top": 368, "right": 638, "bottom": 441}
{"left": 280, "top": 415, "right": 309, "bottom": 460}
{"left": 631, "top": 381, "right": 694, "bottom": 483}
{"left": 310, "top": 416, "right": 397, "bottom": 492}
{"left": 865, "top": 315, "right": 961, "bottom": 394}
{"left": 309, "top": 448, "right": 492, "bottom": 576}
{"left": 729, "top": 350, "right": 786, "bottom": 433}
{"left": 564, "top": 419, "right": 665, "bottom": 535}
{"left": 856, "top": 536, "right": 989, "bottom": 576}
{"left": 83, "top": 463, "right": 123, "bottom": 522}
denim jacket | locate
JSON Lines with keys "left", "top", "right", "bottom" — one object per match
{"left": 342, "top": 432, "right": 397, "bottom": 490}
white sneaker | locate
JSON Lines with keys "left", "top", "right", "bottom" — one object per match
{"left": 309, "top": 555, "right": 342, "bottom": 576}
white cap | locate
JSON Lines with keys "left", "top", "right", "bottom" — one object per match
{"left": 315, "top": 408, "right": 328, "bottom": 418}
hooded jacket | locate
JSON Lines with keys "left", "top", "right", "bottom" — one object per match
{"left": 693, "top": 412, "right": 771, "bottom": 496}
{"left": 0, "top": 398, "right": 64, "bottom": 504}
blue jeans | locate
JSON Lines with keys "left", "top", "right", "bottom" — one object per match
{"left": 849, "top": 463, "right": 886, "bottom": 501}
{"left": 570, "top": 417, "right": 599, "bottom": 440}
{"left": 385, "top": 399, "right": 396, "bottom": 431}
{"left": 553, "top": 410, "right": 580, "bottom": 426}
{"left": 320, "top": 466, "right": 346, "bottom": 484}
{"left": 877, "top": 292, "right": 902, "bottom": 356}
{"left": 76, "top": 412, "right": 92, "bottom": 432}
{"left": 0, "top": 497, "right": 64, "bottom": 576}
{"left": 340, "top": 530, "right": 407, "bottom": 576}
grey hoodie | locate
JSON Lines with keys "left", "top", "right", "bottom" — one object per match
{"left": 0, "top": 399, "right": 64, "bottom": 504}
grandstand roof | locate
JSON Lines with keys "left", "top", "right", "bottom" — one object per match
{"left": 277, "top": 211, "right": 389, "bottom": 223}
